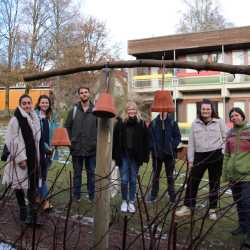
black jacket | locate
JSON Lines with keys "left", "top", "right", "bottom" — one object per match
{"left": 112, "top": 117, "right": 149, "bottom": 167}
{"left": 64, "top": 102, "right": 97, "bottom": 157}
{"left": 149, "top": 115, "right": 181, "bottom": 159}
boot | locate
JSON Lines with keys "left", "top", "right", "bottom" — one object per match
{"left": 25, "top": 204, "right": 43, "bottom": 226}
{"left": 19, "top": 206, "right": 27, "bottom": 222}
{"left": 15, "top": 189, "right": 27, "bottom": 222}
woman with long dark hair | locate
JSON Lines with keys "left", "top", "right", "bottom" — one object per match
{"left": 176, "top": 99, "right": 226, "bottom": 220}
{"left": 35, "top": 94, "right": 58, "bottom": 211}
{"left": 2, "top": 94, "right": 42, "bottom": 224}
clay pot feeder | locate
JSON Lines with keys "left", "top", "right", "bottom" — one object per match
{"left": 93, "top": 92, "right": 116, "bottom": 118}
{"left": 51, "top": 128, "right": 71, "bottom": 147}
{"left": 151, "top": 90, "right": 175, "bottom": 113}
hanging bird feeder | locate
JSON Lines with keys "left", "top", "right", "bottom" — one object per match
{"left": 151, "top": 90, "right": 175, "bottom": 113}
{"left": 93, "top": 67, "right": 116, "bottom": 118}
{"left": 51, "top": 128, "right": 71, "bottom": 147}
{"left": 93, "top": 92, "right": 116, "bottom": 118}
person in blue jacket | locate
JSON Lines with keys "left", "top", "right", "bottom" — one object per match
{"left": 35, "top": 95, "right": 58, "bottom": 211}
{"left": 147, "top": 112, "right": 181, "bottom": 203}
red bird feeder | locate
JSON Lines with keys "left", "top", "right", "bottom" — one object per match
{"left": 93, "top": 92, "right": 116, "bottom": 118}
{"left": 151, "top": 90, "right": 175, "bottom": 113}
{"left": 51, "top": 128, "right": 71, "bottom": 147}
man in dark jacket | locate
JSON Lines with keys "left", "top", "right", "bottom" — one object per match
{"left": 148, "top": 112, "right": 181, "bottom": 203}
{"left": 65, "top": 87, "right": 97, "bottom": 201}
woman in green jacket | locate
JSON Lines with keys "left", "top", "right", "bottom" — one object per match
{"left": 223, "top": 107, "right": 250, "bottom": 248}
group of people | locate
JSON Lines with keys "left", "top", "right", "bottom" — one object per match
{"left": 2, "top": 88, "right": 250, "bottom": 246}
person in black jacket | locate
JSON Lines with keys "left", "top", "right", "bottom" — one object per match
{"left": 113, "top": 101, "right": 149, "bottom": 213}
{"left": 147, "top": 112, "right": 181, "bottom": 203}
{"left": 65, "top": 87, "right": 97, "bottom": 202}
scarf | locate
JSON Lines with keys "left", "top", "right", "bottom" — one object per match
{"left": 14, "top": 107, "right": 38, "bottom": 202}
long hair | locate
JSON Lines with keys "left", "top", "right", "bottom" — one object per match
{"left": 35, "top": 95, "right": 52, "bottom": 119}
{"left": 197, "top": 99, "right": 219, "bottom": 119}
{"left": 121, "top": 101, "right": 142, "bottom": 122}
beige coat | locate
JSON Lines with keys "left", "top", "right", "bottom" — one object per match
{"left": 187, "top": 118, "right": 226, "bottom": 163}
{"left": 2, "top": 107, "right": 41, "bottom": 189}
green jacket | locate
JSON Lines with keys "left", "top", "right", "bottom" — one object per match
{"left": 223, "top": 122, "right": 250, "bottom": 182}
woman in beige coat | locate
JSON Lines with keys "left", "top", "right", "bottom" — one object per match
{"left": 2, "top": 94, "right": 42, "bottom": 224}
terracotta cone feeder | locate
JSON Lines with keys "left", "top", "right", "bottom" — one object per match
{"left": 151, "top": 90, "right": 175, "bottom": 113}
{"left": 51, "top": 128, "right": 71, "bottom": 147}
{"left": 93, "top": 92, "right": 116, "bottom": 118}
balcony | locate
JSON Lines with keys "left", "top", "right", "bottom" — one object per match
{"left": 131, "top": 71, "right": 250, "bottom": 95}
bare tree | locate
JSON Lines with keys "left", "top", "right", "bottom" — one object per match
{"left": 20, "top": 0, "right": 52, "bottom": 70}
{"left": 176, "top": 0, "right": 234, "bottom": 33}
{"left": 0, "top": 0, "right": 20, "bottom": 114}
{"left": 49, "top": 0, "right": 79, "bottom": 67}
{"left": 52, "top": 16, "right": 120, "bottom": 110}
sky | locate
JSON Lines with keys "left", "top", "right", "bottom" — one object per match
{"left": 81, "top": 0, "right": 250, "bottom": 59}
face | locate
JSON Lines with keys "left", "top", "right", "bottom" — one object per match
{"left": 127, "top": 105, "right": 137, "bottom": 118}
{"left": 230, "top": 111, "right": 244, "bottom": 126}
{"left": 20, "top": 97, "right": 32, "bottom": 113}
{"left": 39, "top": 98, "right": 50, "bottom": 112}
{"left": 78, "top": 88, "right": 90, "bottom": 103}
{"left": 200, "top": 103, "right": 212, "bottom": 119}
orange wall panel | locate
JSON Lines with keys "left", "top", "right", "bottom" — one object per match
{"left": 0, "top": 88, "right": 50, "bottom": 111}
{"left": 0, "top": 90, "right": 5, "bottom": 111}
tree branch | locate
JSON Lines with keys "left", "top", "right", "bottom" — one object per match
{"left": 23, "top": 59, "right": 250, "bottom": 81}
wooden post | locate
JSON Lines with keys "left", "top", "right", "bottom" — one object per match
{"left": 94, "top": 70, "right": 114, "bottom": 250}
{"left": 94, "top": 118, "right": 113, "bottom": 250}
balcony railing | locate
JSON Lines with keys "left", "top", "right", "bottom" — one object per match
{"left": 132, "top": 72, "right": 250, "bottom": 89}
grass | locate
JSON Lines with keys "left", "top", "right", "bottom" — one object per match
{"left": 0, "top": 148, "right": 244, "bottom": 249}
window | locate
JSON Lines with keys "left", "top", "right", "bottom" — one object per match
{"left": 218, "top": 102, "right": 224, "bottom": 119}
{"left": 234, "top": 101, "right": 245, "bottom": 112}
{"left": 187, "top": 103, "right": 197, "bottom": 123}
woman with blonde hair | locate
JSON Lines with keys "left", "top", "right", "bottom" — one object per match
{"left": 113, "top": 101, "right": 149, "bottom": 213}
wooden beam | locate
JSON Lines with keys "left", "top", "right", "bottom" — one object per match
{"left": 23, "top": 60, "right": 250, "bottom": 81}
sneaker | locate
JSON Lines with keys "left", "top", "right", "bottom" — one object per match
{"left": 175, "top": 205, "right": 191, "bottom": 217}
{"left": 208, "top": 209, "right": 217, "bottom": 221}
{"left": 120, "top": 200, "right": 128, "bottom": 213}
{"left": 242, "top": 236, "right": 250, "bottom": 248}
{"left": 128, "top": 202, "right": 136, "bottom": 213}
{"left": 146, "top": 195, "right": 157, "bottom": 203}
{"left": 231, "top": 227, "right": 246, "bottom": 236}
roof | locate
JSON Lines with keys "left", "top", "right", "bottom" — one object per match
{"left": 128, "top": 26, "right": 250, "bottom": 59}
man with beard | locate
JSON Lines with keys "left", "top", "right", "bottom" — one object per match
{"left": 65, "top": 87, "right": 97, "bottom": 202}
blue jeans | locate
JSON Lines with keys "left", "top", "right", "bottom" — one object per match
{"left": 72, "top": 155, "right": 96, "bottom": 200}
{"left": 38, "top": 157, "right": 51, "bottom": 198}
{"left": 119, "top": 156, "right": 139, "bottom": 202}
{"left": 231, "top": 181, "right": 250, "bottom": 237}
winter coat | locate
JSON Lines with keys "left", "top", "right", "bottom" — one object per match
{"left": 2, "top": 107, "right": 41, "bottom": 189}
{"left": 223, "top": 122, "right": 250, "bottom": 182}
{"left": 149, "top": 115, "right": 181, "bottom": 159}
{"left": 64, "top": 102, "right": 97, "bottom": 157}
{"left": 35, "top": 109, "right": 59, "bottom": 160}
{"left": 112, "top": 117, "right": 149, "bottom": 167}
{"left": 188, "top": 118, "right": 226, "bottom": 163}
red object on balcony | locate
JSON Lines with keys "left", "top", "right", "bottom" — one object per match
{"left": 93, "top": 92, "right": 116, "bottom": 118}
{"left": 51, "top": 128, "right": 71, "bottom": 147}
{"left": 151, "top": 90, "right": 175, "bottom": 112}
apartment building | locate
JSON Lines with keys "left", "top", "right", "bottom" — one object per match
{"left": 128, "top": 26, "right": 250, "bottom": 129}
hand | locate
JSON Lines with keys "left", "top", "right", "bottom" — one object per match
{"left": 18, "top": 160, "right": 27, "bottom": 169}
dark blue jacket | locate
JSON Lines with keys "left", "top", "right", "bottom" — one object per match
{"left": 149, "top": 115, "right": 181, "bottom": 159}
